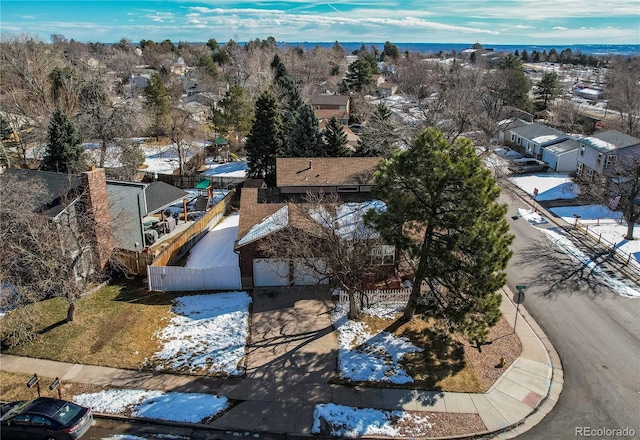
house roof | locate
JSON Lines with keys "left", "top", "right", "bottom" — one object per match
{"left": 580, "top": 130, "right": 640, "bottom": 152}
{"left": 545, "top": 138, "right": 580, "bottom": 155}
{"left": 315, "top": 109, "right": 349, "bottom": 121}
{"left": 309, "top": 94, "right": 349, "bottom": 107}
{"left": 236, "top": 190, "right": 385, "bottom": 248}
{"left": 144, "top": 181, "right": 190, "bottom": 213}
{"left": 276, "top": 157, "right": 380, "bottom": 187}
{"left": 236, "top": 188, "right": 285, "bottom": 244}
{"left": 510, "top": 123, "right": 568, "bottom": 146}
{"left": 498, "top": 118, "right": 530, "bottom": 131}
{"left": 2, "top": 168, "right": 83, "bottom": 217}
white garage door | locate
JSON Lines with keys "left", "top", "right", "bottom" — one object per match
{"left": 253, "top": 259, "right": 290, "bottom": 287}
{"left": 293, "top": 258, "right": 329, "bottom": 285}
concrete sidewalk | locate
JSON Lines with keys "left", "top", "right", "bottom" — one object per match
{"left": 0, "top": 287, "right": 562, "bottom": 439}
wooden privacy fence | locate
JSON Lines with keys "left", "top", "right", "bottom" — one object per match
{"left": 148, "top": 265, "right": 241, "bottom": 291}
{"left": 337, "top": 288, "right": 411, "bottom": 309}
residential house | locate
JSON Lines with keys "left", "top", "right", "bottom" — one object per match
{"left": 376, "top": 81, "right": 398, "bottom": 98}
{"left": 541, "top": 138, "right": 581, "bottom": 172}
{"left": 129, "top": 74, "right": 150, "bottom": 98}
{"left": 497, "top": 118, "right": 530, "bottom": 144}
{"left": 1, "top": 167, "right": 114, "bottom": 279}
{"left": 235, "top": 157, "right": 393, "bottom": 289}
{"left": 508, "top": 123, "right": 569, "bottom": 159}
{"left": 576, "top": 130, "right": 640, "bottom": 179}
{"left": 310, "top": 95, "right": 350, "bottom": 126}
{"left": 105, "top": 179, "right": 190, "bottom": 251}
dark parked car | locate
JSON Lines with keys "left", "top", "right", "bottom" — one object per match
{"left": 508, "top": 158, "right": 550, "bottom": 174}
{"left": 1, "top": 397, "right": 93, "bottom": 440}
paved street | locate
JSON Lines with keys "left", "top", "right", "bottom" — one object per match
{"left": 501, "top": 195, "right": 640, "bottom": 439}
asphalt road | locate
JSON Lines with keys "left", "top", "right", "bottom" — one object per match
{"left": 502, "top": 196, "right": 640, "bottom": 439}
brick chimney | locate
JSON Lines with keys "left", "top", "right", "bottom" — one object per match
{"left": 82, "top": 167, "right": 114, "bottom": 270}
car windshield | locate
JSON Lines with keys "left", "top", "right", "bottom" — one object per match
{"left": 50, "top": 402, "right": 83, "bottom": 424}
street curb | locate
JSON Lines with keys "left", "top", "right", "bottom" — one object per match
{"left": 484, "top": 290, "right": 564, "bottom": 439}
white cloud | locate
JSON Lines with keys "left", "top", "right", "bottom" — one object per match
{"left": 553, "top": 26, "right": 568, "bottom": 30}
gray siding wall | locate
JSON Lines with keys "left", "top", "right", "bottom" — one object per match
{"left": 107, "top": 185, "right": 145, "bottom": 252}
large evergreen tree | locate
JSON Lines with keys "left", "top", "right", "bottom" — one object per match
{"left": 367, "top": 127, "right": 513, "bottom": 345}
{"left": 143, "top": 72, "right": 170, "bottom": 141}
{"left": 290, "top": 103, "right": 325, "bottom": 157}
{"left": 535, "top": 72, "right": 561, "bottom": 110}
{"left": 496, "top": 54, "right": 532, "bottom": 111}
{"left": 245, "top": 90, "right": 283, "bottom": 185}
{"left": 323, "top": 116, "right": 350, "bottom": 157}
{"left": 210, "top": 85, "right": 254, "bottom": 142}
{"left": 343, "top": 58, "right": 374, "bottom": 93}
{"left": 42, "top": 109, "right": 86, "bottom": 174}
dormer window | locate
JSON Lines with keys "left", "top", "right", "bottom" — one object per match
{"left": 580, "top": 145, "right": 585, "bottom": 156}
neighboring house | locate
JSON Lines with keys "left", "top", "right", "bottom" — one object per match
{"left": 576, "top": 130, "right": 640, "bottom": 179}
{"left": 105, "top": 179, "right": 190, "bottom": 251}
{"left": 310, "top": 95, "right": 350, "bottom": 126}
{"left": 508, "top": 123, "right": 569, "bottom": 159}
{"left": 497, "top": 118, "right": 531, "bottom": 143}
{"left": 235, "top": 157, "right": 391, "bottom": 289}
{"left": 276, "top": 157, "right": 379, "bottom": 195}
{"left": 377, "top": 81, "right": 398, "bottom": 98}
{"left": 1, "top": 167, "right": 114, "bottom": 279}
{"left": 541, "top": 138, "right": 581, "bottom": 172}
{"left": 129, "top": 74, "right": 150, "bottom": 98}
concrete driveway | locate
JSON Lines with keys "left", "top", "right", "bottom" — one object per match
{"left": 246, "top": 287, "right": 338, "bottom": 384}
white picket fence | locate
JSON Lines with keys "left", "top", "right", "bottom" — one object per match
{"left": 337, "top": 288, "right": 411, "bottom": 309}
{"left": 147, "top": 265, "right": 241, "bottom": 291}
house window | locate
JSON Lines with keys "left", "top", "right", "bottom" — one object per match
{"left": 605, "top": 155, "right": 617, "bottom": 168}
{"left": 371, "top": 245, "right": 395, "bottom": 265}
{"left": 580, "top": 145, "right": 585, "bottom": 156}
{"left": 597, "top": 152, "right": 603, "bottom": 163}
{"left": 511, "top": 134, "right": 516, "bottom": 142}
{"left": 577, "top": 162, "right": 584, "bottom": 175}
{"left": 587, "top": 168, "right": 595, "bottom": 181}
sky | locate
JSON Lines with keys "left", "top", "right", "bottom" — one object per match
{"left": 1, "top": 0, "right": 639, "bottom": 46}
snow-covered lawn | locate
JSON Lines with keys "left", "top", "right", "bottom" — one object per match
{"left": 185, "top": 213, "right": 239, "bottom": 269}
{"left": 332, "top": 303, "right": 422, "bottom": 384}
{"left": 518, "top": 208, "right": 640, "bottom": 298}
{"left": 200, "top": 160, "right": 247, "bottom": 178}
{"left": 73, "top": 389, "right": 228, "bottom": 423}
{"left": 313, "top": 403, "right": 433, "bottom": 437}
{"left": 509, "top": 173, "right": 580, "bottom": 201}
{"left": 146, "top": 292, "right": 252, "bottom": 375}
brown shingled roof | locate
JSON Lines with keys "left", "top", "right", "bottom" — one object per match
{"left": 276, "top": 157, "right": 381, "bottom": 187}
{"left": 315, "top": 109, "right": 349, "bottom": 121}
{"left": 237, "top": 188, "right": 285, "bottom": 242}
{"left": 309, "top": 95, "right": 349, "bottom": 107}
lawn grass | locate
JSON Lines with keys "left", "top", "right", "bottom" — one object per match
{"left": 2, "top": 281, "right": 182, "bottom": 370}
{"left": 0, "top": 371, "right": 106, "bottom": 403}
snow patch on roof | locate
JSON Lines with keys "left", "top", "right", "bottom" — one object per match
{"left": 310, "top": 200, "right": 385, "bottom": 239}
{"left": 584, "top": 137, "right": 617, "bottom": 151}
{"left": 532, "top": 134, "right": 559, "bottom": 144}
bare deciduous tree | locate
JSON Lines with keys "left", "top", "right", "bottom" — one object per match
{"left": 606, "top": 57, "right": 640, "bottom": 137}
{"left": 259, "top": 193, "right": 393, "bottom": 319}
{"left": 0, "top": 170, "right": 113, "bottom": 346}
